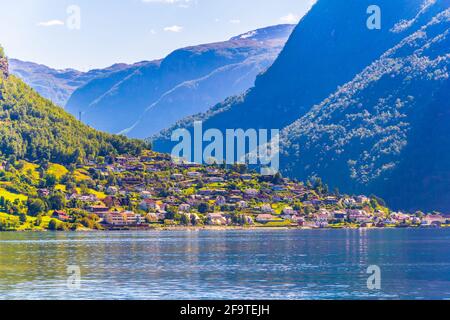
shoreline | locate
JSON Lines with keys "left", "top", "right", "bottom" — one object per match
{"left": 2, "top": 225, "right": 449, "bottom": 233}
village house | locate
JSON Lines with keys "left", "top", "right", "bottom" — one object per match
{"left": 198, "top": 189, "right": 227, "bottom": 196}
{"left": 421, "top": 214, "right": 446, "bottom": 227}
{"left": 52, "top": 210, "right": 69, "bottom": 221}
{"left": 343, "top": 197, "right": 357, "bottom": 207}
{"left": 38, "top": 189, "right": 50, "bottom": 197}
{"left": 106, "top": 186, "right": 119, "bottom": 195}
{"left": 228, "top": 195, "right": 243, "bottom": 203}
{"left": 272, "top": 185, "right": 286, "bottom": 192}
{"left": 292, "top": 216, "right": 306, "bottom": 226}
{"left": 282, "top": 206, "right": 296, "bottom": 215}
{"left": 356, "top": 195, "right": 370, "bottom": 204}
{"left": 187, "top": 195, "right": 202, "bottom": 206}
{"left": 169, "top": 187, "right": 182, "bottom": 193}
{"left": 260, "top": 204, "right": 275, "bottom": 214}
{"left": 178, "top": 204, "right": 191, "bottom": 212}
{"left": 280, "top": 212, "right": 295, "bottom": 221}
{"left": 187, "top": 171, "right": 202, "bottom": 178}
{"left": 215, "top": 196, "right": 226, "bottom": 206}
{"left": 333, "top": 211, "right": 347, "bottom": 222}
{"left": 207, "top": 213, "right": 228, "bottom": 226}
{"left": 244, "top": 189, "right": 259, "bottom": 198}
{"left": 140, "top": 190, "right": 153, "bottom": 199}
{"left": 171, "top": 173, "right": 184, "bottom": 181}
{"left": 208, "top": 176, "right": 225, "bottom": 183}
{"left": 324, "top": 196, "right": 339, "bottom": 205}
{"left": 139, "top": 199, "right": 161, "bottom": 211}
{"left": 391, "top": 212, "right": 412, "bottom": 224}
{"left": 104, "top": 211, "right": 143, "bottom": 226}
{"left": 237, "top": 201, "right": 248, "bottom": 209}
{"left": 78, "top": 195, "right": 98, "bottom": 202}
{"left": 314, "top": 212, "right": 329, "bottom": 228}
{"left": 255, "top": 214, "right": 279, "bottom": 224}
{"left": 348, "top": 210, "right": 371, "bottom": 223}
{"left": 88, "top": 204, "right": 109, "bottom": 214}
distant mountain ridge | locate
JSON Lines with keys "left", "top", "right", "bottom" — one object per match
{"left": 8, "top": 59, "right": 142, "bottom": 107}
{"left": 62, "top": 24, "right": 295, "bottom": 136}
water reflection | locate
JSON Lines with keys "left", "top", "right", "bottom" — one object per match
{"left": 0, "top": 229, "right": 450, "bottom": 300}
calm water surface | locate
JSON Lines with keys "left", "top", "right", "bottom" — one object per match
{"left": 1, "top": 229, "right": 449, "bottom": 300}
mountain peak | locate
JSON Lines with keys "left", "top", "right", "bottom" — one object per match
{"left": 230, "top": 24, "right": 296, "bottom": 42}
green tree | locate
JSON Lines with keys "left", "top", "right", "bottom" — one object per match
{"left": 19, "top": 213, "right": 27, "bottom": 223}
{"left": 48, "top": 219, "right": 58, "bottom": 231}
{"left": 44, "top": 174, "right": 57, "bottom": 188}
{"left": 198, "top": 202, "right": 210, "bottom": 214}
{"left": 48, "top": 193, "right": 66, "bottom": 210}
{"left": 27, "top": 199, "right": 46, "bottom": 216}
{"left": 180, "top": 214, "right": 190, "bottom": 226}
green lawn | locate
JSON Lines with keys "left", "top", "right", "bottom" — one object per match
{"left": 0, "top": 188, "right": 28, "bottom": 202}
{"left": 19, "top": 161, "right": 40, "bottom": 182}
{"left": 0, "top": 212, "right": 52, "bottom": 231}
{"left": 46, "top": 163, "right": 69, "bottom": 180}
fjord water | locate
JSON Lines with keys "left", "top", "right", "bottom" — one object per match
{"left": 0, "top": 229, "right": 449, "bottom": 300}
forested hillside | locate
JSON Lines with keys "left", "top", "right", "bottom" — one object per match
{"left": 280, "top": 6, "right": 450, "bottom": 211}
{"left": 65, "top": 25, "right": 294, "bottom": 136}
{"left": 0, "top": 71, "right": 148, "bottom": 165}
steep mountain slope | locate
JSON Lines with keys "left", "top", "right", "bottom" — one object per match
{"left": 9, "top": 59, "right": 140, "bottom": 107}
{"left": 124, "top": 50, "right": 280, "bottom": 138}
{"left": 65, "top": 25, "right": 295, "bottom": 135}
{"left": 153, "top": 0, "right": 450, "bottom": 212}
{"left": 153, "top": 0, "right": 445, "bottom": 151}
{"left": 280, "top": 6, "right": 450, "bottom": 212}
{"left": 0, "top": 56, "right": 147, "bottom": 165}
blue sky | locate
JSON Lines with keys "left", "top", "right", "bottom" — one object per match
{"left": 0, "top": 0, "right": 314, "bottom": 70}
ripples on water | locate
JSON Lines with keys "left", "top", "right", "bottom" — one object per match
{"left": 0, "top": 229, "right": 449, "bottom": 300}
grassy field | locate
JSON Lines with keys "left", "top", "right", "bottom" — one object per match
{"left": 46, "top": 163, "right": 69, "bottom": 180}
{"left": 74, "top": 169, "right": 90, "bottom": 182}
{"left": 55, "top": 184, "right": 67, "bottom": 192}
{"left": 0, "top": 212, "right": 51, "bottom": 231}
{"left": 75, "top": 187, "right": 107, "bottom": 199}
{"left": 19, "top": 161, "right": 40, "bottom": 182}
{"left": 0, "top": 188, "right": 28, "bottom": 202}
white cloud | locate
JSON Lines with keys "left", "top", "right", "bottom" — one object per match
{"left": 37, "top": 20, "right": 65, "bottom": 27}
{"left": 229, "top": 19, "right": 241, "bottom": 24}
{"left": 164, "top": 25, "right": 183, "bottom": 32}
{"left": 142, "top": 0, "right": 193, "bottom": 6}
{"left": 280, "top": 13, "right": 300, "bottom": 24}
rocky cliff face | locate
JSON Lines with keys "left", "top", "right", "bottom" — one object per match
{"left": 0, "top": 57, "right": 8, "bottom": 78}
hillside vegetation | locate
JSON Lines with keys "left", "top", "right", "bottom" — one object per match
{"left": 0, "top": 74, "right": 148, "bottom": 165}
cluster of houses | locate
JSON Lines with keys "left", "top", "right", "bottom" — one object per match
{"left": 46, "top": 152, "right": 449, "bottom": 229}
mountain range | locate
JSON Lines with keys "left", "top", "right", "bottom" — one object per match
{"left": 8, "top": 59, "right": 140, "bottom": 107}
{"left": 9, "top": 24, "right": 295, "bottom": 137}
{"left": 153, "top": 0, "right": 450, "bottom": 212}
